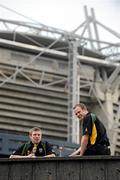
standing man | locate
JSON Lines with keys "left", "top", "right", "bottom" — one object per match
{"left": 69, "top": 103, "right": 110, "bottom": 156}
{"left": 9, "top": 127, "right": 56, "bottom": 158}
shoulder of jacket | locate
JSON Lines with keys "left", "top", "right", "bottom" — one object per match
{"left": 90, "top": 113, "right": 96, "bottom": 123}
{"left": 41, "top": 141, "right": 47, "bottom": 145}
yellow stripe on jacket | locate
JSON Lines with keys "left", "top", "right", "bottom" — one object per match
{"left": 90, "top": 123, "right": 97, "bottom": 145}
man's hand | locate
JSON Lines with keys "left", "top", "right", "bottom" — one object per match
{"left": 69, "top": 147, "right": 81, "bottom": 157}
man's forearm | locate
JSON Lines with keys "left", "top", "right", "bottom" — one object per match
{"left": 9, "top": 154, "right": 34, "bottom": 159}
{"left": 44, "top": 153, "right": 56, "bottom": 157}
{"left": 80, "top": 143, "right": 87, "bottom": 156}
{"left": 10, "top": 153, "right": 56, "bottom": 158}
{"left": 80, "top": 135, "right": 89, "bottom": 156}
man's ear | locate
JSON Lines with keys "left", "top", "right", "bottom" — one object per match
{"left": 29, "top": 133, "right": 32, "bottom": 139}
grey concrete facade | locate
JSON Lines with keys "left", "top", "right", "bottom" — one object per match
{"left": 0, "top": 7, "right": 120, "bottom": 155}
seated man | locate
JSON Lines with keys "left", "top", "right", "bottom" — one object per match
{"left": 9, "top": 127, "right": 56, "bottom": 158}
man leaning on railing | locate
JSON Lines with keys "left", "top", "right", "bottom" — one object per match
{"left": 9, "top": 127, "right": 56, "bottom": 159}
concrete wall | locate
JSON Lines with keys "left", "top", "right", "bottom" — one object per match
{"left": 0, "top": 156, "right": 120, "bottom": 180}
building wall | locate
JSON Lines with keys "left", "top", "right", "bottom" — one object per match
{"left": 0, "top": 47, "right": 120, "bottom": 155}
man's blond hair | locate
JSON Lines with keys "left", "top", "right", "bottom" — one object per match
{"left": 73, "top": 103, "right": 87, "bottom": 110}
{"left": 29, "top": 127, "right": 42, "bottom": 135}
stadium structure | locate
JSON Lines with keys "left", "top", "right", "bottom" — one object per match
{"left": 0, "top": 6, "right": 120, "bottom": 156}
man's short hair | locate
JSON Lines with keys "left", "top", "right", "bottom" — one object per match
{"left": 29, "top": 127, "right": 42, "bottom": 135}
{"left": 73, "top": 103, "right": 87, "bottom": 110}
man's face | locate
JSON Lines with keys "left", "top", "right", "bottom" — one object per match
{"left": 29, "top": 130, "right": 42, "bottom": 144}
{"left": 74, "top": 106, "right": 86, "bottom": 121}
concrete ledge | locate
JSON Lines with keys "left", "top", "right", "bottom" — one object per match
{"left": 0, "top": 156, "right": 120, "bottom": 180}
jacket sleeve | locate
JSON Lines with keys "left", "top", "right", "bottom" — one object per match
{"left": 45, "top": 141, "right": 56, "bottom": 155}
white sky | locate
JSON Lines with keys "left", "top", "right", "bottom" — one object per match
{"left": 0, "top": 0, "right": 120, "bottom": 42}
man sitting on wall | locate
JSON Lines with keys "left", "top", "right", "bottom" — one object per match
{"left": 69, "top": 103, "right": 111, "bottom": 156}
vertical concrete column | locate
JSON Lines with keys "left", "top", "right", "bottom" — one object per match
{"left": 104, "top": 89, "right": 114, "bottom": 155}
{"left": 67, "top": 39, "right": 80, "bottom": 144}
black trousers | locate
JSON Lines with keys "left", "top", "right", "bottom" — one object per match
{"left": 84, "top": 144, "right": 111, "bottom": 155}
